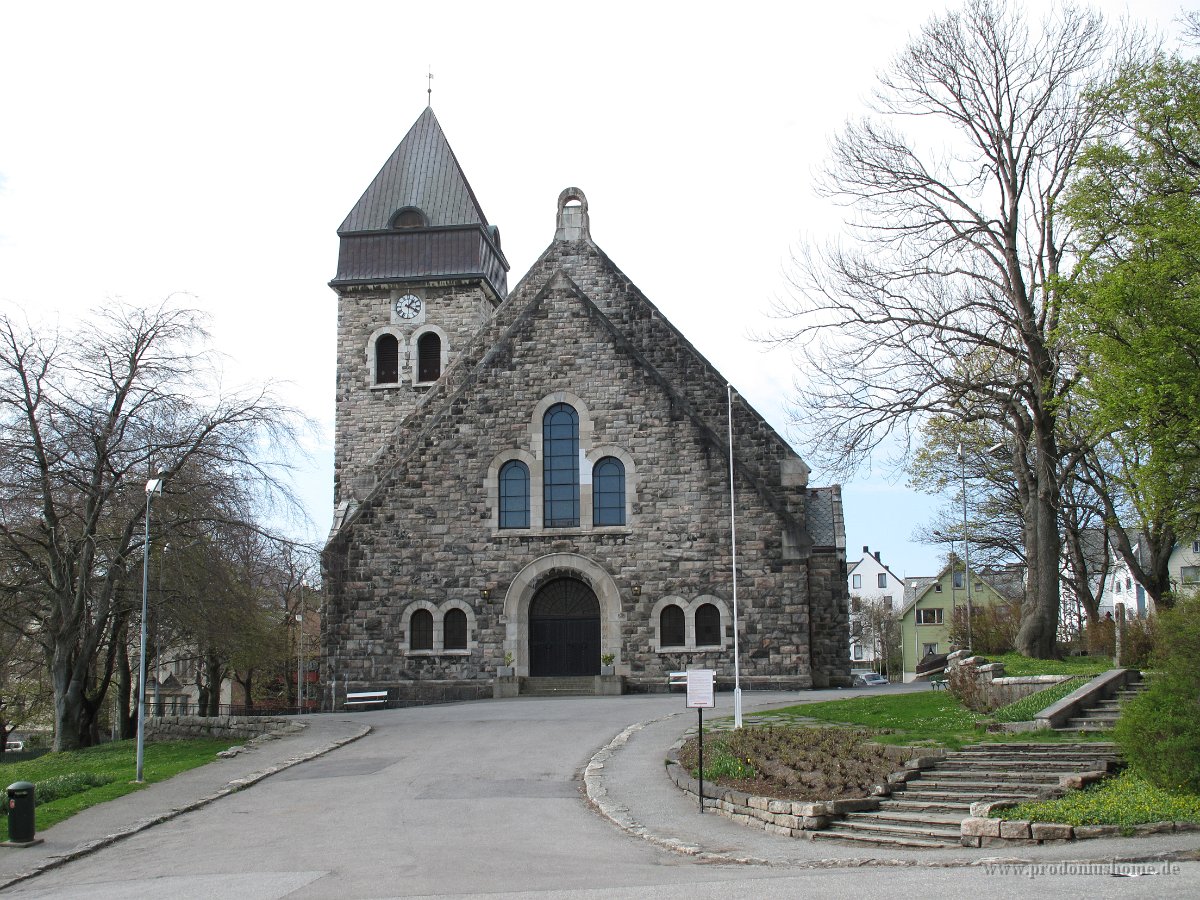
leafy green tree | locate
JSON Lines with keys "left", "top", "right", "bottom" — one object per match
{"left": 1065, "top": 50, "right": 1200, "bottom": 608}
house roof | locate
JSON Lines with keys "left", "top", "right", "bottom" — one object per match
{"left": 338, "top": 107, "right": 492, "bottom": 234}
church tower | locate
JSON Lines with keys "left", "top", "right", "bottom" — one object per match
{"left": 330, "top": 107, "right": 509, "bottom": 506}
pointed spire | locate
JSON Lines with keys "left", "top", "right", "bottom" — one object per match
{"left": 338, "top": 107, "right": 491, "bottom": 234}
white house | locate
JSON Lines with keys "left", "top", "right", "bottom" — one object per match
{"left": 847, "top": 545, "right": 906, "bottom": 664}
{"left": 1099, "top": 535, "right": 1200, "bottom": 619}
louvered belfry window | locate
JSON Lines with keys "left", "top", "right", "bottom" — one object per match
{"left": 375, "top": 334, "right": 399, "bottom": 384}
{"left": 417, "top": 332, "right": 441, "bottom": 382}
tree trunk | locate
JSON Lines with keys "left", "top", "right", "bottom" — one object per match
{"left": 1016, "top": 431, "right": 1063, "bottom": 658}
{"left": 116, "top": 637, "right": 135, "bottom": 740}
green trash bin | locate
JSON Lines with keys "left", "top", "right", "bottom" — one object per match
{"left": 6, "top": 781, "right": 36, "bottom": 843}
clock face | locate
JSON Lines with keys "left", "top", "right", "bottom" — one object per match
{"left": 394, "top": 294, "right": 423, "bottom": 320}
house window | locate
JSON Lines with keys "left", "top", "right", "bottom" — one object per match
{"left": 974, "top": 582, "right": 982, "bottom": 591}
{"left": 1193, "top": 541, "right": 1200, "bottom": 554}
{"left": 877, "top": 573, "right": 887, "bottom": 589}
{"left": 953, "top": 571, "right": 964, "bottom": 589}
{"left": 444, "top": 608, "right": 467, "bottom": 650}
{"left": 660, "top": 605, "right": 685, "bottom": 647}
{"left": 916, "top": 608, "right": 944, "bottom": 625}
{"left": 934, "top": 583, "right": 943, "bottom": 593}
{"left": 543, "top": 403, "right": 579, "bottom": 527}
{"left": 498, "top": 461, "right": 530, "bottom": 529}
{"left": 852, "top": 644, "right": 864, "bottom": 660}
{"left": 417, "top": 332, "right": 441, "bottom": 382}
{"left": 1126, "top": 577, "right": 1133, "bottom": 592}
{"left": 883, "top": 598, "right": 893, "bottom": 611}
{"left": 852, "top": 574, "right": 862, "bottom": 589}
{"left": 922, "top": 642, "right": 939, "bottom": 657}
{"left": 592, "top": 456, "right": 625, "bottom": 526}
{"left": 375, "top": 334, "right": 399, "bottom": 384}
{"left": 695, "top": 603, "right": 722, "bottom": 646}
{"left": 410, "top": 609, "right": 433, "bottom": 650}
{"left": 1182, "top": 566, "right": 1200, "bottom": 585}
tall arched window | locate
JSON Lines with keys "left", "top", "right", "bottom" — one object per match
{"left": 375, "top": 334, "right": 399, "bottom": 384}
{"left": 543, "top": 403, "right": 579, "bottom": 527}
{"left": 695, "top": 603, "right": 721, "bottom": 647}
{"left": 417, "top": 332, "right": 441, "bottom": 382}
{"left": 444, "top": 608, "right": 467, "bottom": 650}
{"left": 592, "top": 456, "right": 625, "bottom": 526}
{"left": 410, "top": 609, "right": 433, "bottom": 651}
{"left": 498, "top": 460, "right": 530, "bottom": 529}
{"left": 660, "top": 605, "right": 685, "bottom": 648}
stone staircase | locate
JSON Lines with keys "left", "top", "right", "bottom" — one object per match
{"left": 519, "top": 676, "right": 597, "bottom": 696}
{"left": 1056, "top": 675, "right": 1146, "bottom": 732}
{"left": 813, "top": 742, "right": 1120, "bottom": 848}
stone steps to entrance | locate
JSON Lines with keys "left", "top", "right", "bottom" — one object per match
{"left": 810, "top": 829, "right": 952, "bottom": 849}
{"left": 519, "top": 676, "right": 596, "bottom": 697}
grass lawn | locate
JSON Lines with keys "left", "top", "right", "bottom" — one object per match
{"left": 1, "top": 738, "right": 229, "bottom": 838}
{"left": 989, "top": 653, "right": 1113, "bottom": 677}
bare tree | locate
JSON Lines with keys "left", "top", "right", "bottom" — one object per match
{"left": 0, "top": 301, "right": 304, "bottom": 750}
{"left": 776, "top": 1, "right": 1142, "bottom": 657}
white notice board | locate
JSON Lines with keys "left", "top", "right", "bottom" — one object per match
{"left": 685, "top": 669, "right": 715, "bottom": 708}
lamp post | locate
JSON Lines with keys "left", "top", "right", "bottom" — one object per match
{"left": 295, "top": 609, "right": 304, "bottom": 715}
{"left": 136, "top": 476, "right": 164, "bottom": 783}
{"left": 957, "top": 444, "right": 972, "bottom": 652}
{"left": 727, "top": 384, "right": 743, "bottom": 729}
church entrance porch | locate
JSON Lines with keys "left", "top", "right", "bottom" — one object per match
{"left": 529, "top": 577, "right": 601, "bottom": 676}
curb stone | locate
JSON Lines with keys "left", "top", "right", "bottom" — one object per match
{"left": 0, "top": 722, "right": 372, "bottom": 893}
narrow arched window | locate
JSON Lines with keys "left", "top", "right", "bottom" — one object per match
{"left": 695, "top": 603, "right": 721, "bottom": 647}
{"left": 543, "top": 403, "right": 579, "bottom": 527}
{"left": 417, "top": 332, "right": 441, "bottom": 382}
{"left": 444, "top": 608, "right": 467, "bottom": 650}
{"left": 660, "top": 605, "right": 685, "bottom": 648}
{"left": 410, "top": 609, "right": 433, "bottom": 651}
{"left": 592, "top": 456, "right": 625, "bottom": 526}
{"left": 499, "top": 460, "right": 530, "bottom": 529}
{"left": 375, "top": 334, "right": 399, "bottom": 384}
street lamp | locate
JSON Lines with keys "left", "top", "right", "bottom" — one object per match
{"left": 727, "top": 384, "right": 743, "bottom": 728}
{"left": 136, "top": 476, "right": 164, "bottom": 783}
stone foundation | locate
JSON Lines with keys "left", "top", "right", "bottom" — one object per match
{"left": 145, "top": 715, "right": 303, "bottom": 742}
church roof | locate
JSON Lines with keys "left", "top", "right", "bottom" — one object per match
{"left": 338, "top": 107, "right": 492, "bottom": 234}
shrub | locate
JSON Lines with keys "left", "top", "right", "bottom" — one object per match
{"left": 1085, "top": 619, "right": 1115, "bottom": 657}
{"left": 1118, "top": 615, "right": 1155, "bottom": 668}
{"left": 1114, "top": 595, "right": 1200, "bottom": 793}
{"left": 950, "top": 598, "right": 1022, "bottom": 656}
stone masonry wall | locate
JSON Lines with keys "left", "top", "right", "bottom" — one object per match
{"left": 145, "top": 715, "right": 303, "bottom": 742}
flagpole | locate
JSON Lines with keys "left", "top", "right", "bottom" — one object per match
{"left": 728, "top": 384, "right": 743, "bottom": 728}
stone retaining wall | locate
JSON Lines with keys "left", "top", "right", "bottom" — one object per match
{"left": 961, "top": 815, "right": 1200, "bottom": 846}
{"left": 145, "top": 715, "right": 304, "bottom": 742}
{"left": 945, "top": 650, "right": 1071, "bottom": 710}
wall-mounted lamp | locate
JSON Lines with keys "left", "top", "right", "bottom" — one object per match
{"left": 631, "top": 585, "right": 641, "bottom": 597}
{"left": 479, "top": 588, "right": 490, "bottom": 601}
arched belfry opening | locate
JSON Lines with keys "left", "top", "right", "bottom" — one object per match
{"left": 528, "top": 576, "right": 601, "bottom": 676}
{"left": 554, "top": 187, "right": 591, "bottom": 242}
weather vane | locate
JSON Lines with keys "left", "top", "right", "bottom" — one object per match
{"left": 427, "top": 66, "right": 434, "bottom": 106}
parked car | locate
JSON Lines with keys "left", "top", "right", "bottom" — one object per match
{"left": 5, "top": 740, "right": 24, "bottom": 752}
{"left": 854, "top": 672, "right": 889, "bottom": 687}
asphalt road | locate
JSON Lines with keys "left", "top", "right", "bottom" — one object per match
{"left": 5, "top": 691, "right": 1199, "bottom": 898}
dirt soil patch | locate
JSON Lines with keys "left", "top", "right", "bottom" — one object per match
{"left": 677, "top": 726, "right": 906, "bottom": 802}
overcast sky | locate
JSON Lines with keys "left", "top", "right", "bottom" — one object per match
{"left": 0, "top": 1, "right": 1190, "bottom": 578}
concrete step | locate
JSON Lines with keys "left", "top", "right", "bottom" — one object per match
{"left": 880, "top": 798, "right": 972, "bottom": 814}
{"left": 920, "top": 770, "right": 1063, "bottom": 785}
{"left": 811, "top": 829, "right": 955, "bottom": 849}
{"left": 847, "top": 809, "right": 964, "bottom": 827}
{"left": 940, "top": 759, "right": 1107, "bottom": 772}
{"left": 829, "top": 817, "right": 962, "bottom": 840}
{"left": 905, "top": 778, "right": 1052, "bottom": 793}
{"left": 519, "top": 676, "right": 596, "bottom": 696}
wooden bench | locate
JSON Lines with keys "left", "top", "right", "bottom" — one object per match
{"left": 344, "top": 690, "right": 388, "bottom": 710}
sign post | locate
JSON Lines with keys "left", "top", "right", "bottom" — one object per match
{"left": 686, "top": 669, "right": 716, "bottom": 814}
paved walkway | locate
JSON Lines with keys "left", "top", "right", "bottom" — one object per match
{"left": 2, "top": 690, "right": 1197, "bottom": 894}
{"left": 0, "top": 715, "right": 370, "bottom": 891}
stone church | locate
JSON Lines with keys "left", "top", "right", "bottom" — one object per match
{"left": 321, "top": 107, "right": 849, "bottom": 703}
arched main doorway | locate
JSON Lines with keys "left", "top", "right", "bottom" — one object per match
{"left": 529, "top": 577, "right": 601, "bottom": 676}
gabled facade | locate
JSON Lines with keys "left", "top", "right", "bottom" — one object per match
{"left": 847, "top": 544, "right": 904, "bottom": 663}
{"left": 321, "top": 109, "right": 850, "bottom": 701}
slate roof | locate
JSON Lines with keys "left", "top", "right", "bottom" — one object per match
{"left": 338, "top": 107, "right": 491, "bottom": 233}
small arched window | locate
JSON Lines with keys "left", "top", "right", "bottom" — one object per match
{"left": 444, "top": 608, "right": 467, "bottom": 650}
{"left": 695, "top": 603, "right": 722, "bottom": 647}
{"left": 375, "top": 334, "right": 399, "bottom": 384}
{"left": 391, "top": 207, "right": 426, "bottom": 229}
{"left": 592, "top": 456, "right": 625, "bottom": 526}
{"left": 660, "top": 604, "right": 685, "bottom": 648}
{"left": 417, "top": 332, "right": 441, "bottom": 382}
{"left": 499, "top": 460, "right": 530, "bottom": 529}
{"left": 410, "top": 609, "right": 433, "bottom": 651}
{"left": 543, "top": 403, "right": 579, "bottom": 527}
